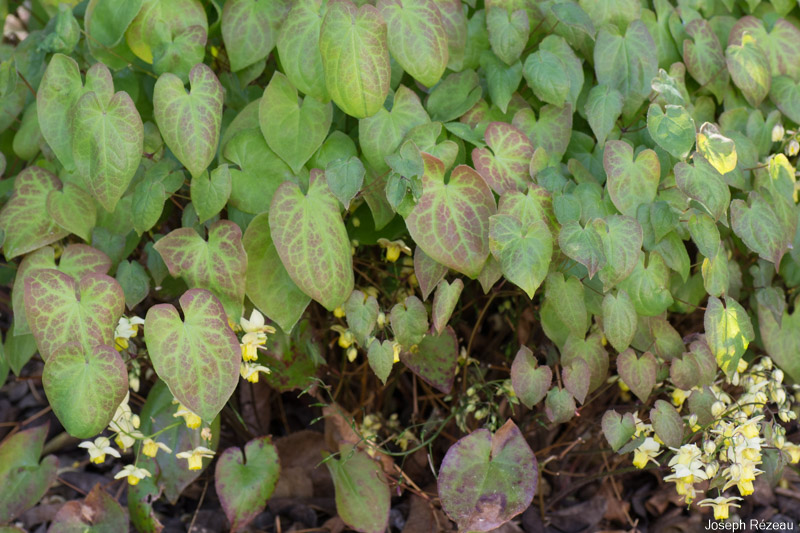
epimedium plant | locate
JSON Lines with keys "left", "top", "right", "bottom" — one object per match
{"left": 0, "top": 0, "right": 800, "bottom": 531}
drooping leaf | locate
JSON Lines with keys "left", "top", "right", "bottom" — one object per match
{"left": 325, "top": 444, "right": 390, "bottom": 533}
{"left": 400, "top": 326, "right": 458, "bottom": 394}
{"left": 269, "top": 171, "right": 354, "bottom": 311}
{"left": 731, "top": 189, "right": 796, "bottom": 269}
{"left": 432, "top": 278, "right": 463, "bottom": 334}
{"left": 0, "top": 424, "right": 59, "bottom": 523}
{"left": 682, "top": 19, "right": 728, "bottom": 102}
{"left": 154, "top": 220, "right": 247, "bottom": 319}
{"left": 438, "top": 419, "right": 537, "bottom": 532}
{"left": 489, "top": 214, "right": 552, "bottom": 299}
{"left": 704, "top": 295, "right": 754, "bottom": 377}
{"left": 414, "top": 246, "right": 448, "bottom": 301}
{"left": 153, "top": 63, "right": 224, "bottom": 178}
{"left": 510, "top": 346, "right": 552, "bottom": 408}
{"left": 259, "top": 72, "right": 332, "bottom": 174}
{"left": 545, "top": 273, "right": 588, "bottom": 338}
{"left": 145, "top": 289, "right": 240, "bottom": 422}
{"left": 603, "top": 140, "right": 660, "bottom": 218}
{"left": 758, "top": 301, "right": 800, "bottom": 383}
{"left": 560, "top": 333, "right": 608, "bottom": 393}
{"left": 406, "top": 154, "right": 496, "bottom": 278}
{"left": 670, "top": 339, "right": 717, "bottom": 390}
{"left": 725, "top": 32, "right": 770, "bottom": 108}
{"left": 367, "top": 339, "right": 395, "bottom": 385}
{"left": 0, "top": 167, "right": 69, "bottom": 260}
{"left": 215, "top": 437, "right": 280, "bottom": 532}
{"left": 319, "top": 0, "right": 390, "bottom": 119}
{"left": 472, "top": 122, "right": 534, "bottom": 194}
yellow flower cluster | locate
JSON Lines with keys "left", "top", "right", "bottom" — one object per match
{"left": 238, "top": 309, "right": 273, "bottom": 384}
{"left": 114, "top": 316, "right": 144, "bottom": 351}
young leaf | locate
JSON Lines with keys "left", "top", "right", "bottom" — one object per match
{"left": 269, "top": 171, "right": 354, "bottom": 311}
{"left": 0, "top": 166, "right": 69, "bottom": 260}
{"left": 603, "top": 140, "right": 660, "bottom": 218}
{"left": 367, "top": 339, "right": 395, "bottom": 384}
{"left": 345, "top": 290, "right": 379, "bottom": 347}
{"left": 115, "top": 259, "right": 150, "bottom": 310}
{"left": 191, "top": 165, "right": 232, "bottom": 224}
{"left": 259, "top": 72, "right": 332, "bottom": 174}
{"left": 480, "top": 51, "right": 522, "bottom": 114}
{"left": 215, "top": 437, "right": 280, "bottom": 532}
{"left": 153, "top": 63, "right": 224, "bottom": 178}
{"left": 144, "top": 289, "right": 240, "bottom": 422}
{"left": 438, "top": 419, "right": 537, "bottom": 532}
{"left": 405, "top": 155, "right": 496, "bottom": 278}
{"left": 489, "top": 214, "right": 552, "bottom": 299}
{"left": 326, "top": 156, "right": 365, "bottom": 209}
{"left": 400, "top": 327, "right": 458, "bottom": 394}
{"left": 674, "top": 154, "right": 730, "bottom": 221}
{"left": 472, "top": 121, "right": 534, "bottom": 194}
{"left": 432, "top": 278, "right": 463, "bottom": 334}
{"left": 616, "top": 349, "right": 657, "bottom": 403}
{"left": 545, "top": 387, "right": 576, "bottom": 424}
{"left": 646, "top": 104, "right": 695, "bottom": 159}
{"left": 326, "top": 444, "right": 390, "bottom": 533}
{"left": 650, "top": 400, "right": 683, "bottom": 449}
{"left": 510, "top": 346, "right": 552, "bottom": 408}
{"left": 154, "top": 220, "right": 247, "bottom": 319}
{"left": 319, "top": 0, "right": 390, "bottom": 119}
{"left": 601, "top": 410, "right": 636, "bottom": 452}
{"left": 390, "top": 295, "right": 428, "bottom": 348}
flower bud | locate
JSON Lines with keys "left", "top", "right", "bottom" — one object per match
{"left": 772, "top": 123, "right": 785, "bottom": 142}
{"left": 712, "top": 401, "right": 726, "bottom": 418}
{"left": 703, "top": 439, "right": 716, "bottom": 455}
{"left": 787, "top": 139, "right": 799, "bottom": 157}
{"left": 773, "top": 369, "right": 784, "bottom": 384}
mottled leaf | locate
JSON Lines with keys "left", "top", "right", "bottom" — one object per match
{"left": 560, "top": 333, "right": 608, "bottom": 393}
{"left": 345, "top": 290, "right": 379, "bottom": 347}
{"left": 683, "top": 19, "right": 728, "bottom": 102}
{"left": 486, "top": 6, "right": 528, "bottom": 65}
{"left": 49, "top": 484, "right": 127, "bottom": 533}
{"left": 432, "top": 278, "right": 463, "bottom": 334}
{"left": 616, "top": 349, "right": 656, "bottom": 403}
{"left": 562, "top": 358, "right": 590, "bottom": 404}
{"left": 601, "top": 410, "right": 636, "bottom": 452}
{"left": 400, "top": 327, "right": 458, "bottom": 394}
{"left": 696, "top": 122, "right": 736, "bottom": 175}
{"left": 674, "top": 154, "right": 730, "bottom": 221}
{"left": 731, "top": 189, "right": 796, "bottom": 268}
{"left": 390, "top": 295, "right": 428, "bottom": 348}
{"left": 726, "top": 32, "right": 770, "bottom": 107}
{"left": 557, "top": 221, "right": 605, "bottom": 279}
{"left": 650, "top": 399, "right": 683, "bottom": 449}
{"left": 489, "top": 213, "right": 552, "bottom": 299}
{"left": 47, "top": 183, "right": 97, "bottom": 242}
{"left": 276, "top": 0, "right": 329, "bottom": 102}
{"left": 222, "top": 0, "right": 285, "bottom": 71}
{"left": 704, "top": 296, "right": 754, "bottom": 377}
{"left": 414, "top": 246, "right": 448, "bottom": 301}
{"left": 510, "top": 346, "right": 552, "bottom": 408}
{"left": 545, "top": 387, "right": 576, "bottom": 424}
{"left": 603, "top": 140, "right": 660, "bottom": 217}
{"left": 472, "top": 122, "right": 534, "bottom": 194}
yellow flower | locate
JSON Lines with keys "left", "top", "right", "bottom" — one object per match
{"left": 239, "top": 309, "right": 276, "bottom": 335}
{"left": 173, "top": 404, "right": 202, "bottom": 429}
{"left": 392, "top": 342, "right": 402, "bottom": 364}
{"left": 671, "top": 388, "right": 690, "bottom": 409}
{"left": 346, "top": 345, "right": 358, "bottom": 363}
{"left": 784, "top": 443, "right": 800, "bottom": 464}
{"left": 632, "top": 437, "right": 661, "bottom": 469}
{"left": 176, "top": 446, "right": 215, "bottom": 470}
{"left": 333, "top": 306, "right": 346, "bottom": 318}
{"left": 142, "top": 439, "right": 172, "bottom": 458}
{"left": 114, "top": 464, "right": 151, "bottom": 486}
{"left": 338, "top": 330, "right": 355, "bottom": 349}
{"left": 114, "top": 316, "right": 144, "bottom": 351}
{"left": 240, "top": 361, "right": 270, "bottom": 383}
{"left": 377, "top": 238, "right": 411, "bottom": 263}
{"left": 78, "top": 436, "right": 120, "bottom": 464}
{"left": 699, "top": 496, "right": 742, "bottom": 520}
{"left": 722, "top": 461, "right": 761, "bottom": 496}
{"left": 240, "top": 341, "right": 258, "bottom": 362}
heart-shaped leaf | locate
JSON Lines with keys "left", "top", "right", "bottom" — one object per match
{"left": 390, "top": 295, "right": 428, "bottom": 348}
{"left": 523, "top": 49, "right": 569, "bottom": 107}
{"left": 0, "top": 166, "right": 69, "bottom": 260}
{"left": 562, "top": 358, "right": 590, "bottom": 404}
{"left": 154, "top": 220, "right": 247, "bottom": 320}
{"left": 116, "top": 260, "right": 150, "bottom": 310}
{"left": 71, "top": 88, "right": 143, "bottom": 212}
{"left": 400, "top": 326, "right": 458, "bottom": 394}
{"left": 674, "top": 153, "right": 730, "bottom": 222}
{"left": 480, "top": 51, "right": 522, "bottom": 114}
{"left": 705, "top": 296, "right": 754, "bottom": 377}
{"left": 696, "top": 122, "right": 736, "bottom": 175}
{"left": 560, "top": 333, "right": 608, "bottom": 394}
{"left": 545, "top": 387, "right": 576, "bottom": 423}
{"left": 510, "top": 346, "right": 552, "bottom": 408}
{"left": 406, "top": 154, "right": 496, "bottom": 278}
{"left": 731, "top": 189, "right": 796, "bottom": 268}
{"left": 512, "top": 104, "right": 573, "bottom": 165}
{"left": 47, "top": 183, "right": 97, "bottom": 242}
{"left": 367, "top": 339, "right": 394, "bottom": 384}
{"left": 215, "top": 437, "right": 280, "bottom": 531}
{"left": 319, "top": 0, "right": 390, "bottom": 119}
{"left": 603, "top": 140, "right": 659, "bottom": 218}
{"left": 585, "top": 84, "right": 623, "bottom": 147}
{"left": 438, "top": 419, "right": 537, "bottom": 532}
{"left": 343, "top": 291, "right": 378, "bottom": 348}
{"left": 558, "top": 221, "right": 606, "bottom": 279}
{"left": 646, "top": 104, "right": 695, "bottom": 159}
{"left": 326, "top": 156, "right": 365, "bottom": 209}
{"left": 260, "top": 72, "right": 332, "bottom": 174}
{"left": 24, "top": 270, "right": 124, "bottom": 361}
{"left": 650, "top": 399, "right": 683, "bottom": 449}
{"left": 432, "top": 279, "right": 463, "bottom": 335}
{"left": 42, "top": 342, "right": 127, "bottom": 438}
{"left": 726, "top": 32, "right": 770, "bottom": 107}
{"left": 682, "top": 19, "right": 728, "bottom": 103}
{"left": 618, "top": 252, "right": 674, "bottom": 316}
{"left": 601, "top": 290, "right": 637, "bottom": 353}
{"left": 758, "top": 301, "right": 800, "bottom": 383}
{"left": 486, "top": 7, "right": 528, "bottom": 65}
{"left": 472, "top": 122, "right": 534, "bottom": 194}
{"left": 0, "top": 424, "right": 59, "bottom": 523}
{"left": 154, "top": 63, "right": 224, "bottom": 178}
{"left": 670, "top": 339, "right": 717, "bottom": 390}
{"left": 545, "top": 273, "right": 588, "bottom": 338}
{"left": 378, "top": 0, "right": 448, "bottom": 87}
{"left": 601, "top": 410, "right": 636, "bottom": 452}
{"left": 49, "top": 483, "right": 127, "bottom": 532}
{"left": 191, "top": 165, "right": 231, "bottom": 224}
{"left": 616, "top": 349, "right": 657, "bottom": 403}
{"left": 591, "top": 215, "right": 643, "bottom": 290}
{"left": 242, "top": 213, "right": 310, "bottom": 333}
{"left": 269, "top": 170, "right": 354, "bottom": 311}
{"left": 770, "top": 75, "right": 800, "bottom": 124}
{"left": 489, "top": 214, "right": 552, "bottom": 298}
{"left": 222, "top": 0, "right": 285, "bottom": 71}
{"left": 729, "top": 16, "right": 800, "bottom": 79}
{"left": 276, "top": 0, "right": 329, "bottom": 102}
{"left": 414, "top": 246, "right": 448, "bottom": 301}
{"left": 144, "top": 289, "right": 240, "bottom": 422}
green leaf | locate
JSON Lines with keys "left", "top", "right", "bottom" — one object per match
{"left": 0, "top": 424, "right": 58, "bottom": 523}
{"left": 378, "top": 0, "right": 448, "bottom": 87}
{"left": 84, "top": 0, "right": 142, "bottom": 49}
{"left": 437, "top": 0, "right": 467, "bottom": 70}
{"left": 432, "top": 278, "right": 463, "bottom": 334}
{"left": 603, "top": 141, "right": 660, "bottom": 218}
{"left": 367, "top": 339, "right": 395, "bottom": 384}
{"left": 489, "top": 214, "right": 552, "bottom": 299}
{"left": 191, "top": 165, "right": 232, "bottom": 223}
{"left": 426, "top": 69, "right": 482, "bottom": 123}
{"left": 731, "top": 189, "right": 796, "bottom": 268}
{"left": 545, "top": 273, "right": 588, "bottom": 337}
{"left": 670, "top": 339, "right": 717, "bottom": 390}
{"left": 729, "top": 16, "right": 800, "bottom": 79}
{"left": 585, "top": 84, "right": 623, "bottom": 147}
{"left": 558, "top": 221, "right": 606, "bottom": 279}
{"left": 758, "top": 301, "right": 800, "bottom": 383}
{"left": 131, "top": 160, "right": 184, "bottom": 235}
{"left": 269, "top": 171, "right": 354, "bottom": 311}
{"left": 683, "top": 19, "right": 728, "bottom": 103}
{"left": 591, "top": 215, "right": 643, "bottom": 290}
{"left": 696, "top": 122, "right": 737, "bottom": 175}
{"left": 276, "top": 0, "right": 329, "bottom": 102}
{"left": 473, "top": 122, "right": 534, "bottom": 194}
{"left": 326, "top": 444, "right": 391, "bottom": 533}
{"left": 222, "top": 0, "right": 284, "bottom": 71}
{"left": 601, "top": 410, "right": 636, "bottom": 452}
{"left": 259, "top": 72, "right": 332, "bottom": 174}
{"left": 618, "top": 252, "right": 674, "bottom": 316}
{"left": 154, "top": 220, "right": 247, "bottom": 319}
{"left": 480, "top": 51, "right": 522, "bottom": 114}
{"left": 646, "top": 104, "right": 695, "bottom": 159}
{"left": 400, "top": 327, "right": 459, "bottom": 394}
{"left": 704, "top": 295, "right": 754, "bottom": 376}
{"left": 319, "top": 0, "right": 390, "bottom": 119}
{"left": 24, "top": 270, "right": 124, "bottom": 362}
{"left": 650, "top": 399, "right": 683, "bottom": 449}
{"left": 601, "top": 290, "right": 637, "bottom": 353}
{"left": 0, "top": 166, "right": 69, "bottom": 260}
{"left": 545, "top": 387, "right": 576, "bottom": 423}
{"left": 674, "top": 154, "right": 730, "bottom": 222}
{"left": 486, "top": 6, "right": 529, "bottom": 65}
{"left": 359, "top": 85, "right": 430, "bottom": 172}
{"left": 594, "top": 20, "right": 657, "bottom": 117}
{"left": 438, "top": 419, "right": 537, "bottom": 532}
{"left": 725, "top": 32, "right": 770, "bottom": 108}
{"left": 42, "top": 342, "right": 127, "bottom": 438}
{"left": 47, "top": 183, "right": 97, "bottom": 242}
{"left": 562, "top": 358, "right": 590, "bottom": 404}
{"left": 769, "top": 75, "right": 800, "bottom": 125}
{"left": 37, "top": 55, "right": 113, "bottom": 171}
{"left": 390, "top": 295, "right": 428, "bottom": 348}
{"left": 115, "top": 259, "right": 150, "bottom": 310}
{"left": 414, "top": 246, "right": 448, "bottom": 301}
{"left": 145, "top": 289, "right": 240, "bottom": 422}
{"left": 406, "top": 155, "right": 496, "bottom": 278}
{"left": 551, "top": 2, "right": 595, "bottom": 40}
{"left": 345, "top": 290, "right": 379, "bottom": 347}
{"left": 154, "top": 63, "right": 224, "bottom": 179}
{"left": 215, "top": 437, "right": 280, "bottom": 531}
{"left": 560, "top": 333, "right": 609, "bottom": 393}
{"left": 49, "top": 484, "right": 128, "bottom": 533}
{"left": 513, "top": 104, "right": 573, "bottom": 165}
{"left": 539, "top": 35, "right": 583, "bottom": 110}
{"left": 510, "top": 346, "right": 552, "bottom": 408}
{"left": 523, "top": 49, "right": 569, "bottom": 107}
{"left": 326, "top": 156, "right": 365, "bottom": 209}
{"left": 616, "top": 349, "right": 656, "bottom": 403}
{"left": 5, "top": 323, "right": 38, "bottom": 377}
